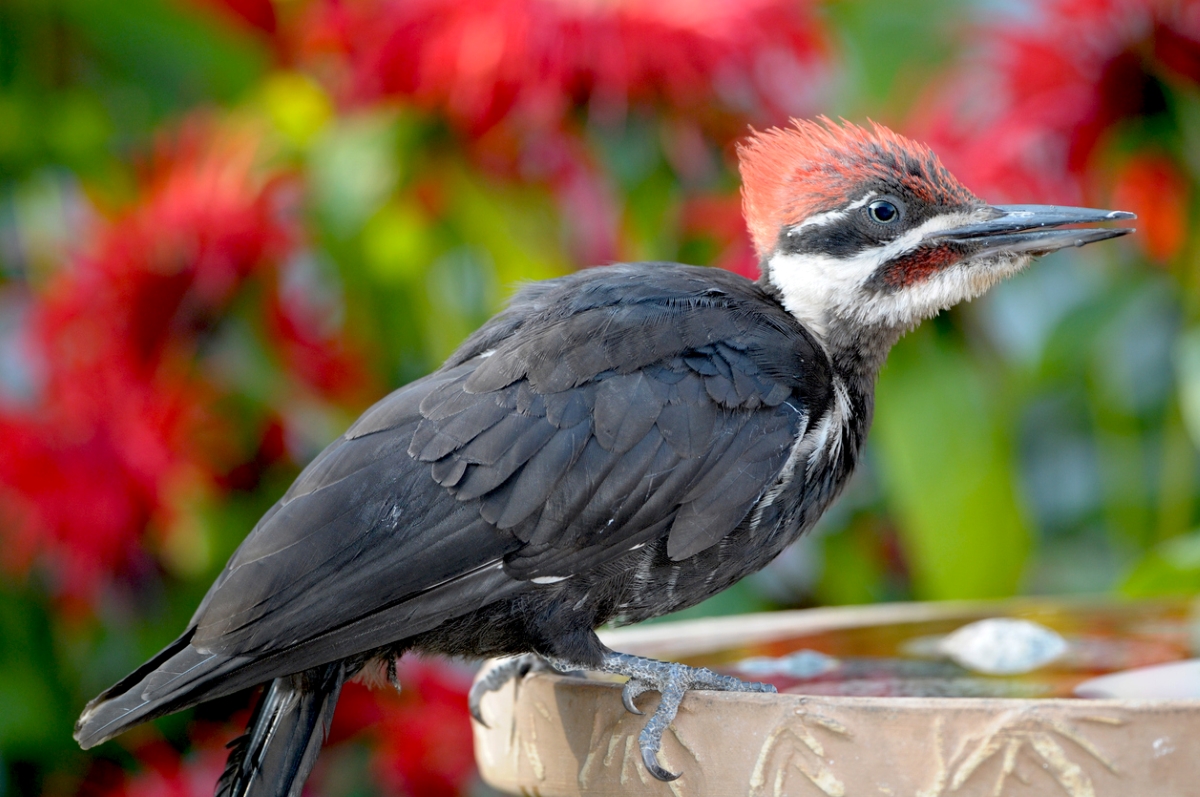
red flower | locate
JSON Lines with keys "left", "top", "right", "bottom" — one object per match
{"left": 297, "top": 0, "right": 830, "bottom": 268}
{"left": 267, "top": 257, "right": 376, "bottom": 405}
{"left": 0, "top": 118, "right": 371, "bottom": 604}
{"left": 330, "top": 659, "right": 478, "bottom": 797}
{"left": 916, "top": 0, "right": 1200, "bottom": 206}
{"left": 299, "top": 0, "right": 830, "bottom": 139}
{"left": 0, "top": 123, "right": 273, "bottom": 602}
{"left": 371, "top": 660, "right": 476, "bottom": 797}
{"left": 1111, "top": 152, "right": 1189, "bottom": 262}
{"left": 84, "top": 743, "right": 228, "bottom": 797}
{"left": 185, "top": 0, "right": 278, "bottom": 37}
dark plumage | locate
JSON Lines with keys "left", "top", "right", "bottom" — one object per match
{"left": 75, "top": 264, "right": 857, "bottom": 787}
{"left": 75, "top": 119, "right": 1133, "bottom": 792}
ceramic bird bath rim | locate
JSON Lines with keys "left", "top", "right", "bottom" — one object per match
{"left": 472, "top": 597, "right": 1200, "bottom": 797}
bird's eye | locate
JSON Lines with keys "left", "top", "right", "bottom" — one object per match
{"left": 867, "top": 200, "right": 899, "bottom": 224}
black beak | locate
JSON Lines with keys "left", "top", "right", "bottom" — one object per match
{"left": 931, "top": 205, "right": 1136, "bottom": 256}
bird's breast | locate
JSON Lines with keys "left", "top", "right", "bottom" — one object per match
{"left": 602, "top": 375, "right": 864, "bottom": 625}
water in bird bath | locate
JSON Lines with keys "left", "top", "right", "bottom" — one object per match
{"left": 667, "top": 598, "right": 1197, "bottom": 699}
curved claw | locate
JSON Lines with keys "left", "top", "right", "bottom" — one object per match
{"left": 641, "top": 743, "right": 680, "bottom": 782}
{"left": 470, "top": 655, "right": 544, "bottom": 727}
{"left": 595, "top": 650, "right": 780, "bottom": 782}
{"left": 621, "top": 680, "right": 647, "bottom": 715}
{"left": 468, "top": 679, "right": 493, "bottom": 727}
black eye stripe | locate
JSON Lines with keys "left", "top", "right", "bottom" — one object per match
{"left": 782, "top": 219, "right": 881, "bottom": 258}
{"left": 776, "top": 192, "right": 932, "bottom": 257}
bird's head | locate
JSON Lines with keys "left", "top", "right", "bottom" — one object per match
{"left": 739, "top": 118, "right": 1134, "bottom": 358}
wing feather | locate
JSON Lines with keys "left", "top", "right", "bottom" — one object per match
{"left": 494, "top": 420, "right": 592, "bottom": 529}
{"left": 593, "top": 372, "right": 664, "bottom": 453}
{"left": 180, "top": 264, "right": 829, "bottom": 667}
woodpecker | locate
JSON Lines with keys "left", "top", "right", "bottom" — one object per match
{"left": 74, "top": 119, "right": 1133, "bottom": 791}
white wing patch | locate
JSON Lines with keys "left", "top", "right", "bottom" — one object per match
{"left": 530, "top": 575, "right": 571, "bottom": 584}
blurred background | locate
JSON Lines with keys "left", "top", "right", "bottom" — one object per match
{"left": 1, "top": 0, "right": 1199, "bottom": 794}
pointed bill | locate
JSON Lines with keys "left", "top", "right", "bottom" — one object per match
{"left": 930, "top": 205, "right": 1135, "bottom": 257}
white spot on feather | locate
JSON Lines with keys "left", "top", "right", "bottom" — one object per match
{"left": 530, "top": 575, "right": 570, "bottom": 584}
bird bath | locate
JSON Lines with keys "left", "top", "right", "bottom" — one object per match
{"left": 471, "top": 597, "right": 1200, "bottom": 796}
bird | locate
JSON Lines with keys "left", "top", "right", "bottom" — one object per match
{"left": 74, "top": 118, "right": 1134, "bottom": 792}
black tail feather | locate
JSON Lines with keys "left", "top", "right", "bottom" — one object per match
{"left": 215, "top": 662, "right": 347, "bottom": 797}
{"left": 75, "top": 630, "right": 247, "bottom": 750}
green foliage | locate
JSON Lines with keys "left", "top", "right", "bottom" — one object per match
{"left": 873, "top": 326, "right": 1032, "bottom": 599}
{"left": 1121, "top": 530, "right": 1200, "bottom": 596}
{"left": 0, "top": 589, "right": 75, "bottom": 756}
{"left": 60, "top": 0, "right": 269, "bottom": 112}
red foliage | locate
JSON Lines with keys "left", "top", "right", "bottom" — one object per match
{"left": 92, "top": 745, "right": 228, "bottom": 797}
{"left": 0, "top": 119, "right": 371, "bottom": 604}
{"left": 681, "top": 195, "right": 758, "bottom": 279}
{"left": 917, "top": 0, "right": 1200, "bottom": 207}
{"left": 298, "top": 0, "right": 829, "bottom": 139}
{"left": 1111, "top": 152, "right": 1189, "bottom": 262}
{"left": 184, "top": 0, "right": 278, "bottom": 37}
{"left": 330, "top": 660, "right": 477, "bottom": 797}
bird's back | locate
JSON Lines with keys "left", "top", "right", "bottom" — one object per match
{"left": 76, "top": 262, "right": 851, "bottom": 749}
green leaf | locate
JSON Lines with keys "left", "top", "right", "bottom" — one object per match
{"left": 260, "top": 72, "right": 333, "bottom": 150}
{"left": 1120, "top": 531, "right": 1200, "bottom": 597}
{"left": 61, "top": 0, "right": 269, "bottom": 113}
{"left": 816, "top": 521, "right": 889, "bottom": 605}
{"left": 0, "top": 589, "right": 74, "bottom": 756}
{"left": 309, "top": 111, "right": 401, "bottom": 237}
{"left": 872, "top": 328, "right": 1031, "bottom": 599}
{"left": 824, "top": 0, "right": 963, "bottom": 114}
{"left": 362, "top": 201, "right": 435, "bottom": 285}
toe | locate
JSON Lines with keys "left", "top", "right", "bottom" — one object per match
{"left": 640, "top": 744, "right": 680, "bottom": 782}
{"left": 467, "top": 682, "right": 491, "bottom": 727}
{"left": 621, "top": 681, "right": 647, "bottom": 715}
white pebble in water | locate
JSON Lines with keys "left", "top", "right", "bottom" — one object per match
{"left": 735, "top": 649, "right": 840, "bottom": 679}
{"left": 938, "top": 618, "right": 1067, "bottom": 675}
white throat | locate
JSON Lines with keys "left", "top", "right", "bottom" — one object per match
{"left": 765, "top": 210, "right": 1029, "bottom": 345}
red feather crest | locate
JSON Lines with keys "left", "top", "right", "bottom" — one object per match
{"left": 737, "top": 117, "right": 978, "bottom": 259}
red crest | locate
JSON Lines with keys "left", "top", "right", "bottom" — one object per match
{"left": 737, "top": 117, "right": 978, "bottom": 259}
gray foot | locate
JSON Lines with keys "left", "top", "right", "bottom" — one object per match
{"left": 593, "top": 651, "right": 776, "bottom": 781}
{"left": 469, "top": 654, "right": 548, "bottom": 727}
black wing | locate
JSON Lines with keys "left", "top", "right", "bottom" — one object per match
{"left": 194, "top": 264, "right": 831, "bottom": 651}
{"left": 76, "top": 264, "right": 831, "bottom": 745}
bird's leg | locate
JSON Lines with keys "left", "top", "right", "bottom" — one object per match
{"left": 469, "top": 654, "right": 550, "bottom": 726}
{"left": 473, "top": 649, "right": 773, "bottom": 781}
{"left": 590, "top": 651, "right": 776, "bottom": 781}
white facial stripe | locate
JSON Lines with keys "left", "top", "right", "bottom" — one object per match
{"left": 851, "top": 253, "right": 1031, "bottom": 331}
{"left": 768, "top": 208, "right": 1021, "bottom": 339}
{"left": 790, "top": 192, "right": 877, "bottom": 233}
